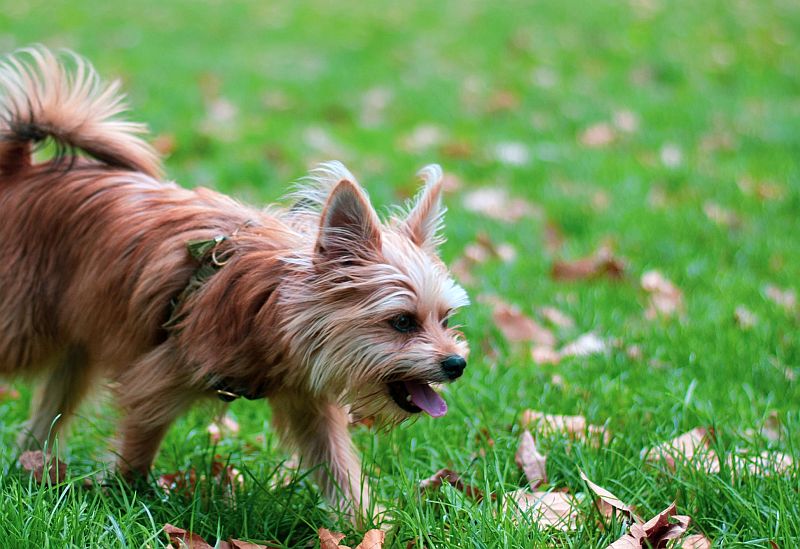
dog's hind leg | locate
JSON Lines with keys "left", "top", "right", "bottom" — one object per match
{"left": 18, "top": 346, "right": 93, "bottom": 450}
{"left": 269, "top": 391, "right": 370, "bottom": 522}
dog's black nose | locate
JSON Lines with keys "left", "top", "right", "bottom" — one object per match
{"left": 441, "top": 355, "right": 466, "bottom": 380}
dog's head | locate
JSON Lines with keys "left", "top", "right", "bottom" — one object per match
{"left": 281, "top": 163, "right": 469, "bottom": 423}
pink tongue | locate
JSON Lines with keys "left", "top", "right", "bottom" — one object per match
{"left": 404, "top": 381, "right": 448, "bottom": 417}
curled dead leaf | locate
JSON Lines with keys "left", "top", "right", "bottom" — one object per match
{"left": 515, "top": 430, "right": 547, "bottom": 489}
{"left": 539, "top": 306, "right": 575, "bottom": 329}
{"left": 318, "top": 528, "right": 385, "bottom": 549}
{"left": 642, "top": 427, "right": 717, "bottom": 472}
{"left": 163, "top": 524, "right": 214, "bottom": 549}
{"left": 318, "top": 528, "right": 347, "bottom": 549}
{"left": 419, "top": 468, "right": 485, "bottom": 501}
{"left": 607, "top": 502, "right": 690, "bottom": 549}
{"left": 578, "top": 469, "right": 637, "bottom": 521}
{"left": 355, "top": 529, "right": 386, "bottom": 549}
{"left": 487, "top": 299, "right": 555, "bottom": 347}
{"left": 764, "top": 284, "right": 797, "bottom": 312}
{"left": 734, "top": 305, "right": 758, "bottom": 330}
{"left": 551, "top": 247, "right": 625, "bottom": 282}
{"left": 521, "top": 410, "right": 610, "bottom": 446}
{"left": 641, "top": 270, "right": 684, "bottom": 319}
{"left": 505, "top": 489, "right": 580, "bottom": 531}
{"left": 19, "top": 450, "right": 67, "bottom": 484}
{"left": 462, "top": 187, "right": 539, "bottom": 222}
{"left": 580, "top": 123, "right": 616, "bottom": 148}
{"left": 703, "top": 201, "right": 740, "bottom": 228}
{"left": 680, "top": 533, "right": 712, "bottom": 548}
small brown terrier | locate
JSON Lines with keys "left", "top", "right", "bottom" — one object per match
{"left": 0, "top": 47, "right": 469, "bottom": 515}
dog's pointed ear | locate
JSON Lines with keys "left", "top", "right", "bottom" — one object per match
{"left": 316, "top": 179, "right": 382, "bottom": 263}
{"left": 402, "top": 164, "right": 445, "bottom": 251}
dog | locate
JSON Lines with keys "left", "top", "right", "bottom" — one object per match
{"left": 0, "top": 47, "right": 469, "bottom": 516}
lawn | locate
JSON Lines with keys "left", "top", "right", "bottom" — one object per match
{"left": 1, "top": 0, "right": 799, "bottom": 547}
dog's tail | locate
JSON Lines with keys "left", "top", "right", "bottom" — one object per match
{"left": 0, "top": 46, "right": 163, "bottom": 178}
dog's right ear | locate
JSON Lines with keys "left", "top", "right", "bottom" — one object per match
{"left": 315, "top": 179, "right": 382, "bottom": 264}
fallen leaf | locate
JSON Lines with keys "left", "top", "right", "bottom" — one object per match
{"left": 163, "top": 524, "right": 214, "bottom": 549}
{"left": 505, "top": 489, "right": 579, "bottom": 531}
{"left": 515, "top": 430, "right": 547, "bottom": 489}
{"left": 355, "top": 530, "right": 385, "bottom": 549}
{"left": 319, "top": 528, "right": 347, "bottom": 549}
{"left": 493, "top": 141, "right": 531, "bottom": 166}
{"left": 440, "top": 140, "right": 474, "bottom": 160}
{"left": 734, "top": 306, "right": 758, "bottom": 329}
{"left": 462, "top": 188, "right": 539, "bottom": 222}
{"left": 703, "top": 201, "right": 740, "bottom": 228}
{"left": 400, "top": 124, "right": 444, "bottom": 153}
{"left": 521, "top": 410, "right": 610, "bottom": 446}
{"left": 641, "top": 270, "right": 684, "bottom": 319}
{"left": 764, "top": 284, "right": 797, "bottom": 312}
{"left": 543, "top": 220, "right": 565, "bottom": 253}
{"left": 551, "top": 247, "right": 625, "bottom": 281}
{"left": 19, "top": 450, "right": 67, "bottom": 484}
{"left": 729, "top": 451, "right": 794, "bottom": 476}
{"left": 531, "top": 346, "right": 561, "bottom": 365}
{"left": 613, "top": 110, "right": 639, "bottom": 133}
{"left": 359, "top": 86, "right": 392, "bottom": 128}
{"left": 679, "top": 533, "right": 712, "bottom": 548}
{"left": 152, "top": 133, "right": 176, "bottom": 156}
{"left": 738, "top": 177, "right": 785, "bottom": 201}
{"left": 419, "top": 468, "right": 485, "bottom": 501}
{"left": 660, "top": 143, "right": 683, "bottom": 168}
{"left": 207, "top": 414, "right": 240, "bottom": 443}
{"left": 642, "top": 428, "right": 718, "bottom": 472}
{"left": 607, "top": 502, "right": 691, "bottom": 549}
{"left": 578, "top": 469, "right": 637, "bottom": 521}
{"left": 580, "top": 123, "right": 616, "bottom": 148}
{"left": 452, "top": 234, "right": 516, "bottom": 286}
{"left": 760, "top": 411, "right": 782, "bottom": 442}
{"left": 539, "top": 306, "right": 575, "bottom": 329}
{"left": 490, "top": 301, "right": 555, "bottom": 346}
{"left": 560, "top": 333, "right": 607, "bottom": 358}
{"left": 487, "top": 89, "right": 520, "bottom": 113}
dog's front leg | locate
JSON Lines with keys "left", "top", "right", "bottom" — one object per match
{"left": 270, "top": 391, "right": 369, "bottom": 520}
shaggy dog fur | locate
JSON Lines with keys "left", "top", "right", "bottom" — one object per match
{"left": 0, "top": 47, "right": 469, "bottom": 516}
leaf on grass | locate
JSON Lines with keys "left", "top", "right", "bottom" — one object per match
{"left": 419, "top": 468, "right": 485, "bottom": 501}
{"left": 400, "top": 124, "right": 445, "bottom": 153}
{"left": 486, "top": 299, "right": 555, "bottom": 347}
{"left": 462, "top": 188, "right": 539, "bottom": 222}
{"left": 642, "top": 427, "right": 717, "bottom": 472}
{"left": 207, "top": 413, "right": 240, "bottom": 443}
{"left": 515, "top": 430, "right": 547, "bottom": 489}
{"left": 613, "top": 110, "right": 639, "bottom": 133}
{"left": 607, "top": 503, "right": 690, "bottom": 549}
{"left": 703, "top": 201, "right": 740, "bottom": 228}
{"left": 641, "top": 270, "right": 684, "bottom": 319}
{"left": 738, "top": 176, "right": 785, "bottom": 201}
{"left": 560, "top": 333, "right": 607, "bottom": 358}
{"left": 531, "top": 346, "right": 561, "bottom": 365}
{"left": 764, "top": 284, "right": 797, "bottom": 312}
{"left": 551, "top": 247, "right": 625, "bottom": 282}
{"left": 318, "top": 528, "right": 385, "bottom": 549}
{"left": 679, "top": 533, "right": 712, "bottom": 548}
{"left": 163, "top": 524, "right": 214, "bottom": 549}
{"left": 158, "top": 459, "right": 243, "bottom": 496}
{"left": 579, "top": 123, "right": 616, "bottom": 148}
{"left": 729, "top": 451, "right": 794, "bottom": 477}
{"left": 521, "top": 410, "right": 610, "bottom": 446}
{"left": 152, "top": 133, "right": 176, "bottom": 156}
{"left": 493, "top": 141, "right": 531, "bottom": 166}
{"left": 451, "top": 233, "right": 517, "bottom": 285}
{"left": 505, "top": 489, "right": 579, "bottom": 531}
{"left": 734, "top": 305, "right": 758, "bottom": 330}
{"left": 579, "top": 469, "right": 637, "bottom": 521}
{"left": 539, "top": 306, "right": 575, "bottom": 329}
{"left": 19, "top": 450, "right": 67, "bottom": 484}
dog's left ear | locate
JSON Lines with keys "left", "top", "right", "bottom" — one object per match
{"left": 402, "top": 164, "right": 445, "bottom": 252}
{"left": 316, "top": 179, "right": 382, "bottom": 263}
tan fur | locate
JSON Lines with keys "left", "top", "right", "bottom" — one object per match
{"left": 0, "top": 47, "right": 469, "bottom": 518}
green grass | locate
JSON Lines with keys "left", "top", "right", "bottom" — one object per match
{"left": 1, "top": 0, "right": 799, "bottom": 547}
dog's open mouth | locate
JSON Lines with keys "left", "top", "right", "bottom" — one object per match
{"left": 387, "top": 381, "right": 448, "bottom": 417}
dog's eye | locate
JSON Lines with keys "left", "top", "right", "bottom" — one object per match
{"left": 390, "top": 314, "right": 418, "bottom": 333}
{"left": 441, "top": 317, "right": 449, "bottom": 328}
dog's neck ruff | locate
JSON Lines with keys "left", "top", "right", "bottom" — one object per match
{"left": 164, "top": 232, "right": 262, "bottom": 402}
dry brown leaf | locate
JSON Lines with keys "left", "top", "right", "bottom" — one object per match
{"left": 400, "top": 124, "right": 444, "bottom": 153}
{"left": 531, "top": 346, "right": 561, "bottom": 365}
{"left": 578, "top": 469, "right": 637, "bottom": 520}
{"left": 164, "top": 524, "right": 214, "bottom": 549}
{"left": 521, "top": 410, "right": 610, "bottom": 446}
{"left": 560, "top": 333, "right": 607, "bottom": 358}
{"left": 490, "top": 301, "right": 555, "bottom": 347}
{"left": 487, "top": 89, "right": 520, "bottom": 113}
{"left": 462, "top": 187, "right": 539, "bottom": 222}
{"left": 158, "top": 459, "right": 243, "bottom": 496}
{"left": 580, "top": 123, "right": 616, "bottom": 148}
{"left": 729, "top": 451, "right": 794, "bottom": 476}
{"left": 607, "top": 503, "right": 691, "bottom": 549}
{"left": 505, "top": 489, "right": 579, "bottom": 531}
{"left": 643, "top": 428, "right": 718, "bottom": 472}
{"left": 152, "top": 133, "right": 176, "bottom": 156}
{"left": 734, "top": 305, "right": 758, "bottom": 329}
{"left": 419, "top": 468, "right": 485, "bottom": 501}
{"left": 764, "top": 284, "right": 797, "bottom": 312}
{"left": 539, "top": 306, "right": 575, "bottom": 329}
{"left": 493, "top": 141, "right": 531, "bottom": 166}
{"left": 613, "top": 110, "right": 639, "bottom": 133}
{"left": 207, "top": 413, "right": 240, "bottom": 443}
{"left": 551, "top": 248, "right": 625, "bottom": 282}
{"left": 515, "top": 430, "right": 547, "bottom": 489}
{"left": 760, "top": 411, "right": 782, "bottom": 442}
{"left": 19, "top": 450, "right": 67, "bottom": 484}
{"left": 703, "top": 201, "right": 740, "bottom": 228}
{"left": 738, "top": 177, "right": 785, "bottom": 201}
{"left": 641, "top": 270, "right": 684, "bottom": 319}
{"left": 355, "top": 529, "right": 386, "bottom": 549}
{"left": 679, "top": 533, "right": 712, "bottom": 548}
{"left": 544, "top": 220, "right": 566, "bottom": 253}
{"left": 319, "top": 528, "right": 348, "bottom": 549}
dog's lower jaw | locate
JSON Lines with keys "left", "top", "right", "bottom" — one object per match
{"left": 269, "top": 390, "right": 371, "bottom": 523}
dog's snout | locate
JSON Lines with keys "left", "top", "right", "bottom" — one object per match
{"left": 441, "top": 355, "right": 466, "bottom": 380}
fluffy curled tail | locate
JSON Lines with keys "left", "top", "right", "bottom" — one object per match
{"left": 0, "top": 46, "right": 162, "bottom": 178}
